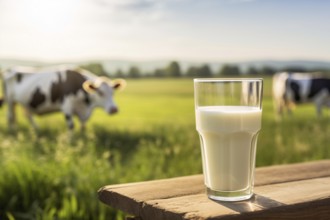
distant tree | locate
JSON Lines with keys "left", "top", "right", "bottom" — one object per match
{"left": 165, "top": 61, "right": 181, "bottom": 77}
{"left": 198, "top": 64, "right": 213, "bottom": 77}
{"left": 144, "top": 72, "right": 153, "bottom": 78}
{"left": 80, "top": 63, "right": 108, "bottom": 76}
{"left": 186, "top": 66, "right": 199, "bottom": 77}
{"left": 128, "top": 66, "right": 141, "bottom": 78}
{"left": 260, "top": 66, "right": 276, "bottom": 75}
{"left": 246, "top": 66, "right": 259, "bottom": 75}
{"left": 153, "top": 68, "right": 166, "bottom": 77}
{"left": 114, "top": 69, "right": 125, "bottom": 78}
{"left": 218, "top": 64, "right": 241, "bottom": 76}
{"left": 186, "top": 64, "right": 213, "bottom": 77}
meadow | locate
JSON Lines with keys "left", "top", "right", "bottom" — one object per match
{"left": 0, "top": 77, "right": 329, "bottom": 220}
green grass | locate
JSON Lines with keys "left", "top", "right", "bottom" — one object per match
{"left": 0, "top": 77, "right": 329, "bottom": 219}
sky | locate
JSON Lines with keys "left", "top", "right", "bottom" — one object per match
{"left": 0, "top": 0, "right": 330, "bottom": 62}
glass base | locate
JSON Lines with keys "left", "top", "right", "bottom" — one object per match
{"left": 206, "top": 187, "right": 253, "bottom": 202}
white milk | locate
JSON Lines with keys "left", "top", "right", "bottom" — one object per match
{"left": 196, "top": 106, "right": 262, "bottom": 192}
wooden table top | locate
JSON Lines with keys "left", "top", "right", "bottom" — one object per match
{"left": 98, "top": 160, "right": 330, "bottom": 220}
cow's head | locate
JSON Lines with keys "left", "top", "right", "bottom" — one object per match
{"left": 82, "top": 77, "right": 126, "bottom": 114}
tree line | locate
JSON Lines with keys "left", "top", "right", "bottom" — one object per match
{"left": 80, "top": 61, "right": 330, "bottom": 78}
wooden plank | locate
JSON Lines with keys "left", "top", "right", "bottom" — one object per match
{"left": 139, "top": 177, "right": 330, "bottom": 220}
{"left": 98, "top": 160, "right": 330, "bottom": 219}
{"left": 255, "top": 159, "right": 330, "bottom": 186}
{"left": 98, "top": 175, "right": 204, "bottom": 216}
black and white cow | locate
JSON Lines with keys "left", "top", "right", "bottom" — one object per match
{"left": 1, "top": 66, "right": 126, "bottom": 131}
{"left": 272, "top": 72, "right": 330, "bottom": 117}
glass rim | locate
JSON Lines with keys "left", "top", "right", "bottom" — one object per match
{"left": 194, "top": 78, "right": 263, "bottom": 83}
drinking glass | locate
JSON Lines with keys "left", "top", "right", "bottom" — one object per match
{"left": 194, "top": 78, "right": 263, "bottom": 202}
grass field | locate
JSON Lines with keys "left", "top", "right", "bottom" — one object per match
{"left": 0, "top": 77, "right": 329, "bottom": 219}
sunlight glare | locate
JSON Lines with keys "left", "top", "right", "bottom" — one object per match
{"left": 19, "top": 0, "right": 79, "bottom": 34}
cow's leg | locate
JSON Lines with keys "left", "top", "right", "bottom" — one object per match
{"left": 61, "top": 100, "right": 75, "bottom": 131}
{"left": 65, "top": 114, "right": 75, "bottom": 130}
{"left": 314, "top": 98, "right": 323, "bottom": 117}
{"left": 7, "top": 101, "right": 17, "bottom": 129}
{"left": 274, "top": 103, "right": 282, "bottom": 121}
{"left": 77, "top": 110, "right": 92, "bottom": 133}
{"left": 314, "top": 90, "right": 328, "bottom": 117}
{"left": 285, "top": 100, "right": 294, "bottom": 116}
{"left": 25, "top": 108, "right": 39, "bottom": 130}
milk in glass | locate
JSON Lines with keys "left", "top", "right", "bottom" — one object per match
{"left": 196, "top": 106, "right": 262, "bottom": 192}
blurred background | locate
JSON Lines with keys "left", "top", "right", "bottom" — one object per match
{"left": 0, "top": 0, "right": 329, "bottom": 219}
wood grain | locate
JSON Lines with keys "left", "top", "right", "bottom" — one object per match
{"left": 98, "top": 160, "right": 330, "bottom": 220}
{"left": 141, "top": 177, "right": 330, "bottom": 220}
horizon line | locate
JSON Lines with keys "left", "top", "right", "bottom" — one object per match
{"left": 1, "top": 56, "right": 330, "bottom": 64}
